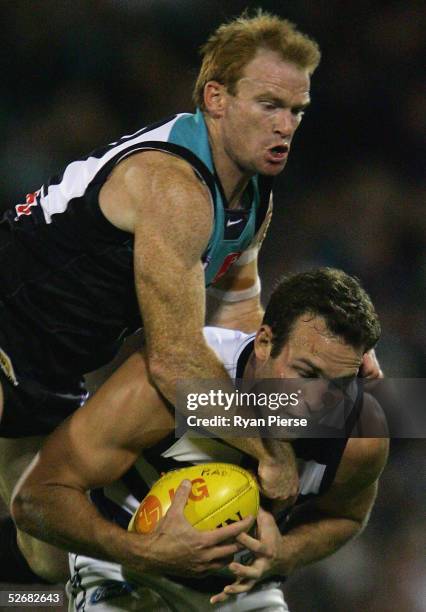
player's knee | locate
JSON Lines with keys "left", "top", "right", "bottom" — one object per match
{"left": 17, "top": 530, "right": 69, "bottom": 583}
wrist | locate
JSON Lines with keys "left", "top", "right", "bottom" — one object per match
{"left": 93, "top": 519, "right": 145, "bottom": 568}
{"left": 266, "top": 440, "right": 296, "bottom": 465}
{"left": 276, "top": 536, "right": 297, "bottom": 576}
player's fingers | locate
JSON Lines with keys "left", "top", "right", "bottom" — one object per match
{"left": 229, "top": 561, "right": 262, "bottom": 580}
{"left": 210, "top": 577, "right": 244, "bottom": 604}
{"left": 256, "top": 507, "right": 279, "bottom": 535}
{"left": 207, "top": 543, "right": 243, "bottom": 560}
{"left": 223, "top": 579, "right": 257, "bottom": 595}
{"left": 206, "top": 514, "right": 254, "bottom": 544}
{"left": 235, "top": 531, "right": 263, "bottom": 553}
{"left": 166, "top": 480, "right": 192, "bottom": 516}
{"left": 210, "top": 591, "right": 230, "bottom": 605}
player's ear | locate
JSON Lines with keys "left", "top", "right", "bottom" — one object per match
{"left": 254, "top": 325, "right": 273, "bottom": 362}
{"left": 203, "top": 81, "right": 227, "bottom": 117}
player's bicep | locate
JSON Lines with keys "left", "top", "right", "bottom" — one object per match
{"left": 22, "top": 401, "right": 137, "bottom": 494}
{"left": 24, "top": 352, "right": 174, "bottom": 492}
{"left": 129, "top": 154, "right": 213, "bottom": 351}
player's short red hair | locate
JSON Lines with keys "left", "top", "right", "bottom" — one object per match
{"left": 193, "top": 10, "right": 321, "bottom": 109}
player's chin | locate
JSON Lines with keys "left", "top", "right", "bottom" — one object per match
{"left": 258, "top": 159, "right": 288, "bottom": 176}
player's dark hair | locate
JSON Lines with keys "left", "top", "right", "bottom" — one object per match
{"left": 263, "top": 268, "right": 381, "bottom": 357}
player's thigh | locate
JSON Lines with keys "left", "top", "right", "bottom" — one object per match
{"left": 0, "top": 435, "right": 45, "bottom": 505}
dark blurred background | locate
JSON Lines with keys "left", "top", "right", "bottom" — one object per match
{"left": 0, "top": 1, "right": 424, "bottom": 611}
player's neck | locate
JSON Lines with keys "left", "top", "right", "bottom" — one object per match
{"left": 206, "top": 119, "right": 252, "bottom": 210}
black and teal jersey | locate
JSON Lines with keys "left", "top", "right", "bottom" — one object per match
{"left": 166, "top": 110, "right": 272, "bottom": 285}
{"left": 0, "top": 110, "right": 272, "bottom": 387}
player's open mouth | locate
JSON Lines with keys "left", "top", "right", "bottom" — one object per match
{"left": 267, "top": 145, "right": 289, "bottom": 162}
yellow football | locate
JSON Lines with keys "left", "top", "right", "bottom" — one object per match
{"left": 128, "top": 463, "right": 259, "bottom": 534}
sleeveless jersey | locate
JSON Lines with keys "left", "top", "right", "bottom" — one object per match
{"left": 0, "top": 111, "right": 272, "bottom": 386}
{"left": 90, "top": 326, "right": 363, "bottom": 592}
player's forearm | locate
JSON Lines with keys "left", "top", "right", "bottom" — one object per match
{"left": 149, "top": 343, "right": 272, "bottom": 461}
{"left": 12, "top": 484, "right": 140, "bottom": 567}
{"left": 276, "top": 506, "right": 364, "bottom": 575}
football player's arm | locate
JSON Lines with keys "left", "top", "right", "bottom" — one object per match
{"left": 206, "top": 196, "right": 273, "bottom": 333}
{"left": 12, "top": 352, "right": 253, "bottom": 578}
{"left": 116, "top": 153, "right": 295, "bottom": 499}
{"left": 212, "top": 411, "right": 389, "bottom": 602}
{"left": 273, "top": 435, "right": 389, "bottom": 576}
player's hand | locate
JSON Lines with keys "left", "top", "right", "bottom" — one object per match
{"left": 210, "top": 508, "right": 282, "bottom": 604}
{"left": 257, "top": 444, "right": 299, "bottom": 506}
{"left": 359, "top": 349, "right": 383, "bottom": 379}
{"left": 125, "top": 480, "right": 254, "bottom": 578}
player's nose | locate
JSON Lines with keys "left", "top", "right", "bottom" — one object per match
{"left": 273, "top": 109, "right": 298, "bottom": 138}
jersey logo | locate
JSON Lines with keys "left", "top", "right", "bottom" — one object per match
{"left": 90, "top": 581, "right": 134, "bottom": 604}
{"left": 212, "top": 252, "right": 242, "bottom": 284}
{"left": 226, "top": 218, "right": 243, "bottom": 227}
{"left": 14, "top": 192, "right": 39, "bottom": 220}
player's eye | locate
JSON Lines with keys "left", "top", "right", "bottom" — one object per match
{"left": 297, "top": 370, "right": 317, "bottom": 378}
{"left": 260, "top": 101, "right": 277, "bottom": 110}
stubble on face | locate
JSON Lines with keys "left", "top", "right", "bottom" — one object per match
{"left": 271, "top": 315, "right": 363, "bottom": 380}
{"left": 220, "top": 49, "right": 311, "bottom": 179}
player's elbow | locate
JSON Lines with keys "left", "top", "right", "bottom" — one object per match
{"left": 146, "top": 343, "right": 208, "bottom": 403}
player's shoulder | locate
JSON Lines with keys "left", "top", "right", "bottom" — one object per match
{"left": 117, "top": 148, "right": 199, "bottom": 188}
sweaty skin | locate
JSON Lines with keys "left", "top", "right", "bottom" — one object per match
{"left": 2, "top": 47, "right": 382, "bottom": 583}
{"left": 96, "top": 50, "right": 316, "bottom": 498}
{"left": 13, "top": 314, "right": 387, "bottom": 591}
{"left": 1, "top": 49, "right": 313, "bottom": 584}
{"left": 12, "top": 351, "right": 255, "bottom": 579}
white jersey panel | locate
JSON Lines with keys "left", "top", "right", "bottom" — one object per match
{"left": 202, "top": 326, "right": 255, "bottom": 379}
{"left": 298, "top": 459, "right": 326, "bottom": 495}
{"left": 161, "top": 432, "right": 244, "bottom": 465}
{"left": 39, "top": 115, "right": 187, "bottom": 223}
